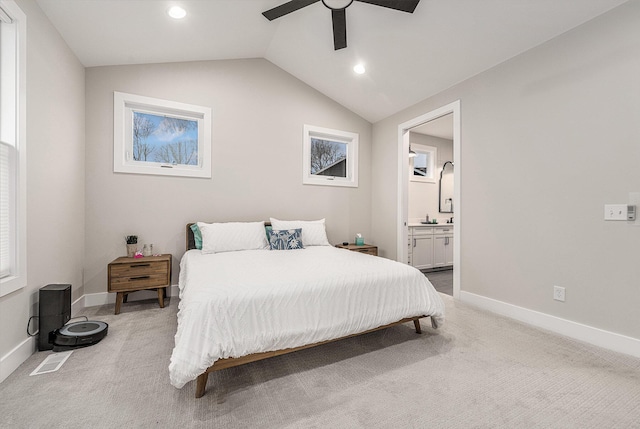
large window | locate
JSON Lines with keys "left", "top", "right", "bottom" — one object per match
{"left": 303, "top": 124, "right": 358, "bottom": 187}
{"left": 113, "top": 92, "right": 212, "bottom": 178}
{"left": 0, "top": 0, "right": 26, "bottom": 297}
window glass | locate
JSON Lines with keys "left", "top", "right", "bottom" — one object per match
{"left": 0, "top": 142, "right": 12, "bottom": 278}
{"left": 413, "top": 152, "right": 429, "bottom": 177}
{"left": 410, "top": 145, "right": 437, "bottom": 183}
{"left": 132, "top": 111, "right": 198, "bottom": 165}
{"left": 310, "top": 138, "right": 347, "bottom": 177}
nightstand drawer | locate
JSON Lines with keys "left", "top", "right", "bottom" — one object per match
{"left": 353, "top": 247, "right": 377, "bottom": 256}
{"left": 109, "top": 261, "right": 169, "bottom": 279}
{"left": 109, "top": 272, "right": 169, "bottom": 291}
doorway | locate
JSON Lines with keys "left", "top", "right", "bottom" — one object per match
{"left": 396, "top": 101, "right": 461, "bottom": 298}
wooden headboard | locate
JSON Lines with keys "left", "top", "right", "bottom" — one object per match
{"left": 186, "top": 222, "right": 272, "bottom": 251}
{"left": 186, "top": 223, "right": 197, "bottom": 251}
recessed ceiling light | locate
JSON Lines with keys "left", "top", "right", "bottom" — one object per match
{"left": 167, "top": 6, "right": 187, "bottom": 19}
{"left": 353, "top": 64, "right": 366, "bottom": 75}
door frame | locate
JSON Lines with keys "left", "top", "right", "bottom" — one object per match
{"left": 397, "top": 100, "right": 461, "bottom": 298}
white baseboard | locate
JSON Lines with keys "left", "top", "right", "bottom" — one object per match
{"left": 0, "top": 284, "right": 179, "bottom": 384}
{"left": 72, "top": 295, "right": 84, "bottom": 316}
{"left": 459, "top": 291, "right": 640, "bottom": 359}
{"left": 0, "top": 335, "right": 36, "bottom": 383}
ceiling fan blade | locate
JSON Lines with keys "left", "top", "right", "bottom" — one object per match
{"left": 331, "top": 9, "right": 347, "bottom": 50}
{"left": 262, "top": 0, "right": 321, "bottom": 21}
{"left": 355, "top": 0, "right": 420, "bottom": 13}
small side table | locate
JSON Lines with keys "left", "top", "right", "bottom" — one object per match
{"left": 335, "top": 243, "right": 378, "bottom": 256}
{"left": 107, "top": 254, "right": 172, "bottom": 315}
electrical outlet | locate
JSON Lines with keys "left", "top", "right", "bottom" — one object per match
{"left": 553, "top": 286, "right": 565, "bottom": 302}
{"left": 604, "top": 204, "right": 628, "bottom": 220}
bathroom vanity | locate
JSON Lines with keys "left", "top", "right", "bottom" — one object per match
{"left": 407, "top": 224, "right": 454, "bottom": 270}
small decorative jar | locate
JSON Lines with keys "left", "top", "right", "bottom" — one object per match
{"left": 126, "top": 244, "right": 137, "bottom": 258}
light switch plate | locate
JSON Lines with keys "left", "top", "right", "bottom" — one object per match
{"left": 604, "top": 204, "right": 628, "bottom": 220}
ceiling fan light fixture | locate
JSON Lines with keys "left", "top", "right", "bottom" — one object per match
{"left": 167, "top": 6, "right": 187, "bottom": 19}
{"left": 322, "top": 0, "right": 354, "bottom": 10}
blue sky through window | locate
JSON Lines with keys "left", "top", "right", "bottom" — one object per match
{"left": 132, "top": 111, "right": 199, "bottom": 165}
{"left": 413, "top": 152, "right": 429, "bottom": 176}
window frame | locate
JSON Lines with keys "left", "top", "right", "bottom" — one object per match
{"left": 113, "top": 91, "right": 212, "bottom": 178}
{"left": 0, "top": 0, "right": 27, "bottom": 297}
{"left": 302, "top": 124, "right": 358, "bottom": 188}
{"left": 410, "top": 144, "right": 437, "bottom": 183}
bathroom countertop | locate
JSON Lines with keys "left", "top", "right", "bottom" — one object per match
{"left": 408, "top": 223, "right": 454, "bottom": 227}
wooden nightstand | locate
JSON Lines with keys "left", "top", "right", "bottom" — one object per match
{"left": 107, "top": 254, "right": 172, "bottom": 315}
{"left": 335, "top": 243, "right": 378, "bottom": 256}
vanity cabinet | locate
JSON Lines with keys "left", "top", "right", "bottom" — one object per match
{"left": 408, "top": 225, "right": 453, "bottom": 270}
{"left": 409, "top": 228, "right": 434, "bottom": 270}
{"left": 433, "top": 226, "right": 454, "bottom": 268}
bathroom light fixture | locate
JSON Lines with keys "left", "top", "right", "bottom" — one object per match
{"left": 167, "top": 6, "right": 187, "bottom": 19}
{"left": 353, "top": 63, "right": 365, "bottom": 74}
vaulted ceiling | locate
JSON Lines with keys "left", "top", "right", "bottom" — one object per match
{"left": 36, "top": 0, "right": 627, "bottom": 123}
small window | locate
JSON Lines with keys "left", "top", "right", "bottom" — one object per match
{"left": 114, "top": 92, "right": 212, "bottom": 178}
{"left": 410, "top": 145, "right": 437, "bottom": 183}
{"left": 303, "top": 125, "right": 358, "bottom": 187}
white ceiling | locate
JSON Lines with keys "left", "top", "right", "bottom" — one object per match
{"left": 36, "top": 0, "right": 627, "bottom": 123}
{"left": 412, "top": 113, "right": 453, "bottom": 140}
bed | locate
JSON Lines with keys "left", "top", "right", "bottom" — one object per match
{"left": 169, "top": 221, "right": 445, "bottom": 398}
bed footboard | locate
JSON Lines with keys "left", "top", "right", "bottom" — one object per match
{"left": 194, "top": 315, "right": 428, "bottom": 398}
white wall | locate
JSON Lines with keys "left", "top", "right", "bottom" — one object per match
{"left": 372, "top": 1, "right": 640, "bottom": 340}
{"left": 0, "top": 0, "right": 85, "bottom": 373}
{"left": 408, "top": 133, "right": 453, "bottom": 223}
{"left": 84, "top": 59, "right": 372, "bottom": 295}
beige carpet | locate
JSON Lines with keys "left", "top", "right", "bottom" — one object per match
{"left": 1, "top": 294, "right": 639, "bottom": 428}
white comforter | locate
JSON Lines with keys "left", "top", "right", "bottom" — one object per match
{"left": 169, "top": 246, "right": 445, "bottom": 388}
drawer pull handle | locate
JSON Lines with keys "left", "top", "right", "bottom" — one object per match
{"left": 130, "top": 264, "right": 151, "bottom": 268}
{"left": 130, "top": 276, "right": 150, "bottom": 281}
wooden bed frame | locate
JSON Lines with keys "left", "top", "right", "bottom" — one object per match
{"left": 184, "top": 223, "right": 429, "bottom": 398}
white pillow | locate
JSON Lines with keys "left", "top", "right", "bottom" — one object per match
{"left": 197, "top": 221, "right": 268, "bottom": 254}
{"left": 269, "top": 218, "right": 330, "bottom": 246}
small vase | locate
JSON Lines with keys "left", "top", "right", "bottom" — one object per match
{"left": 126, "top": 244, "right": 137, "bottom": 258}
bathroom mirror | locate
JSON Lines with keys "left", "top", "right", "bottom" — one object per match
{"left": 439, "top": 161, "right": 454, "bottom": 213}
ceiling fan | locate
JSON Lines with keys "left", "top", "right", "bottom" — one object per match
{"left": 262, "top": 0, "right": 420, "bottom": 50}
